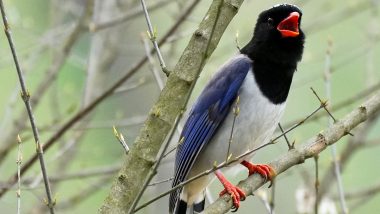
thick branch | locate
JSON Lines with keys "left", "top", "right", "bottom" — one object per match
{"left": 99, "top": 0, "right": 243, "bottom": 213}
{"left": 204, "top": 90, "right": 380, "bottom": 213}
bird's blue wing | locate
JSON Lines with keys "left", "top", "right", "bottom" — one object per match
{"left": 169, "top": 56, "right": 252, "bottom": 213}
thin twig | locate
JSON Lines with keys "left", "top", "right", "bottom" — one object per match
{"left": 310, "top": 87, "right": 354, "bottom": 136}
{"left": 163, "top": 144, "right": 177, "bottom": 158}
{"left": 140, "top": 0, "right": 168, "bottom": 76}
{"left": 0, "top": 0, "right": 201, "bottom": 198}
{"left": 142, "top": 34, "right": 164, "bottom": 90}
{"left": 134, "top": 104, "right": 324, "bottom": 212}
{"left": 16, "top": 135, "right": 22, "bottom": 214}
{"left": 278, "top": 123, "right": 293, "bottom": 150}
{"left": 148, "top": 177, "right": 174, "bottom": 187}
{"left": 283, "top": 81, "right": 380, "bottom": 129}
{"left": 314, "top": 155, "right": 319, "bottom": 214}
{"left": 226, "top": 95, "right": 240, "bottom": 161}
{"left": 113, "top": 126, "right": 130, "bottom": 154}
{"left": 324, "top": 38, "right": 348, "bottom": 214}
{"left": 0, "top": 1, "right": 55, "bottom": 213}
{"left": 311, "top": 88, "right": 336, "bottom": 122}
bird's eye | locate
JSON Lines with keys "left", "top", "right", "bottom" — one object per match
{"left": 267, "top": 17, "right": 274, "bottom": 25}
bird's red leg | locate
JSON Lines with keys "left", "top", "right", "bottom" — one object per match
{"left": 241, "top": 160, "right": 275, "bottom": 186}
{"left": 215, "top": 170, "right": 246, "bottom": 211}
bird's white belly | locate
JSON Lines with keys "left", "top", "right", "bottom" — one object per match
{"left": 183, "top": 71, "right": 285, "bottom": 204}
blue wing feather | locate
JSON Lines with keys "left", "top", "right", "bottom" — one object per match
{"left": 169, "top": 55, "right": 252, "bottom": 213}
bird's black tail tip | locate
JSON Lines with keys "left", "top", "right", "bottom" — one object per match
{"left": 193, "top": 198, "right": 205, "bottom": 213}
{"left": 171, "top": 200, "right": 187, "bottom": 214}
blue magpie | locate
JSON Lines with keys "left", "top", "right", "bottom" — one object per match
{"left": 170, "top": 4, "right": 305, "bottom": 213}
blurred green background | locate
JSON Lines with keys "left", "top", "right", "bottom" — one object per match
{"left": 0, "top": 0, "right": 379, "bottom": 213}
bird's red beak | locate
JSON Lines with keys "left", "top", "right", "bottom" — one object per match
{"left": 277, "top": 12, "right": 300, "bottom": 38}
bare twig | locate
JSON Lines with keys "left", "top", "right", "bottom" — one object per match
{"left": 314, "top": 155, "right": 319, "bottom": 214}
{"left": 16, "top": 135, "right": 22, "bottom": 214}
{"left": 148, "top": 177, "right": 174, "bottom": 187}
{"left": 163, "top": 144, "right": 178, "bottom": 158}
{"left": 142, "top": 35, "right": 164, "bottom": 90}
{"left": 0, "top": 1, "right": 55, "bottom": 212}
{"left": 113, "top": 126, "right": 130, "bottom": 154}
{"left": 310, "top": 87, "right": 353, "bottom": 136}
{"left": 323, "top": 38, "right": 348, "bottom": 214}
{"left": 278, "top": 123, "right": 293, "bottom": 150}
{"left": 282, "top": 81, "right": 380, "bottom": 129}
{"left": 226, "top": 95, "right": 240, "bottom": 161}
{"left": 140, "top": 0, "right": 168, "bottom": 76}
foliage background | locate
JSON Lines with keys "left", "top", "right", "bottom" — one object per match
{"left": 0, "top": 0, "right": 379, "bottom": 213}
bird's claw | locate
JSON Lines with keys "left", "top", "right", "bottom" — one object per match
{"left": 219, "top": 183, "right": 246, "bottom": 211}
{"left": 241, "top": 161, "right": 276, "bottom": 185}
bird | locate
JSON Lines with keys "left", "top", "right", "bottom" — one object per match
{"left": 169, "top": 4, "right": 305, "bottom": 213}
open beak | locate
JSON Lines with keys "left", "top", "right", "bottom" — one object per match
{"left": 277, "top": 12, "right": 300, "bottom": 38}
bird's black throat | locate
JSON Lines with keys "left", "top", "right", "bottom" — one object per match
{"left": 240, "top": 33, "right": 304, "bottom": 104}
{"left": 250, "top": 59, "right": 296, "bottom": 104}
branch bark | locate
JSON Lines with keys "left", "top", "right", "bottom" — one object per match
{"left": 203, "top": 90, "right": 380, "bottom": 213}
{"left": 99, "top": 0, "right": 244, "bottom": 212}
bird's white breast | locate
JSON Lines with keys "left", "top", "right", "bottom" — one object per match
{"left": 195, "top": 69, "right": 285, "bottom": 170}
{"left": 183, "top": 66, "right": 286, "bottom": 204}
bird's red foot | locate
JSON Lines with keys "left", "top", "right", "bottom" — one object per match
{"left": 241, "top": 161, "right": 275, "bottom": 186}
{"left": 215, "top": 170, "right": 246, "bottom": 211}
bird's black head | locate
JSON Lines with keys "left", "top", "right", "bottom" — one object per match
{"left": 241, "top": 4, "right": 305, "bottom": 66}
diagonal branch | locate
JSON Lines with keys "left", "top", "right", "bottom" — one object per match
{"left": 203, "top": 90, "right": 380, "bottom": 213}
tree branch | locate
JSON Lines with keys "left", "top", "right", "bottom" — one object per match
{"left": 99, "top": 0, "right": 244, "bottom": 212}
{"left": 0, "top": 1, "right": 56, "bottom": 212}
{"left": 203, "top": 90, "right": 380, "bottom": 213}
{"left": 0, "top": 0, "right": 201, "bottom": 199}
